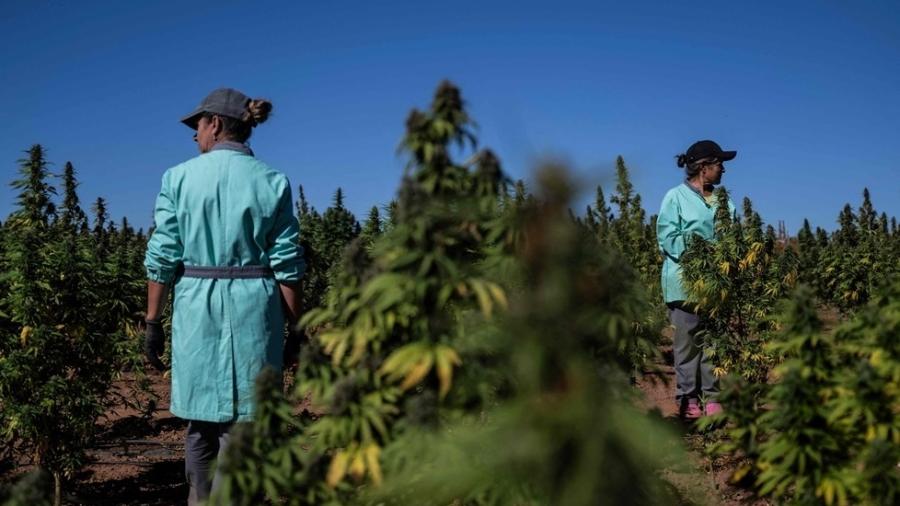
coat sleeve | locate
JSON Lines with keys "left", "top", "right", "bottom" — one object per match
{"left": 267, "top": 179, "right": 305, "bottom": 283}
{"left": 656, "top": 191, "right": 685, "bottom": 262}
{"left": 145, "top": 170, "right": 183, "bottom": 284}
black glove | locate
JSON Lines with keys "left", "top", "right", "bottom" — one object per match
{"left": 144, "top": 319, "right": 167, "bottom": 371}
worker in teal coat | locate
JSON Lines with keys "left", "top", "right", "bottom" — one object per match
{"left": 657, "top": 140, "right": 736, "bottom": 421}
{"left": 143, "top": 88, "right": 304, "bottom": 505}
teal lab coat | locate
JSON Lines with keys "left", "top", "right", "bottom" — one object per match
{"left": 656, "top": 182, "right": 735, "bottom": 304}
{"left": 145, "top": 146, "right": 304, "bottom": 423}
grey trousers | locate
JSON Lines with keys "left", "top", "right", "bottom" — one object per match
{"left": 668, "top": 302, "right": 719, "bottom": 402}
{"left": 185, "top": 420, "right": 233, "bottom": 506}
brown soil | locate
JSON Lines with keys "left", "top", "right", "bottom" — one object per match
{"left": 0, "top": 370, "right": 188, "bottom": 505}
{"left": 637, "top": 333, "right": 771, "bottom": 506}
{"left": 67, "top": 371, "right": 187, "bottom": 505}
{"left": 1, "top": 365, "right": 310, "bottom": 505}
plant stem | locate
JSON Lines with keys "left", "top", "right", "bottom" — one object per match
{"left": 54, "top": 471, "right": 61, "bottom": 506}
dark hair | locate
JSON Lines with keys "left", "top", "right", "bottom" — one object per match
{"left": 676, "top": 153, "right": 717, "bottom": 179}
{"left": 204, "top": 98, "right": 273, "bottom": 143}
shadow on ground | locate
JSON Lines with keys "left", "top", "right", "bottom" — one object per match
{"left": 70, "top": 459, "right": 186, "bottom": 506}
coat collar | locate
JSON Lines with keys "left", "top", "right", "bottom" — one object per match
{"left": 211, "top": 141, "right": 254, "bottom": 156}
{"left": 683, "top": 179, "right": 713, "bottom": 207}
{"left": 683, "top": 179, "right": 703, "bottom": 197}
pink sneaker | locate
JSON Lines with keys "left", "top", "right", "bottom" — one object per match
{"left": 705, "top": 402, "right": 723, "bottom": 417}
{"left": 679, "top": 398, "right": 702, "bottom": 420}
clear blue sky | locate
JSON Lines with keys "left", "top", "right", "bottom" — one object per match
{"left": 2, "top": 0, "right": 899, "bottom": 234}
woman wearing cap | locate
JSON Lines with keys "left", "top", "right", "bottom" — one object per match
{"left": 143, "top": 88, "right": 304, "bottom": 504}
{"left": 657, "top": 140, "right": 736, "bottom": 420}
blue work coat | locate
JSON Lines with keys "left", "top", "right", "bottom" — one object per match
{"left": 145, "top": 144, "right": 304, "bottom": 422}
{"left": 656, "top": 182, "right": 735, "bottom": 304}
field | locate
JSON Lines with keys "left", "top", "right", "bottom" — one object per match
{"left": 1, "top": 82, "right": 898, "bottom": 505}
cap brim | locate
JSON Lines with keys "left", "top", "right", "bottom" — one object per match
{"left": 719, "top": 150, "right": 737, "bottom": 161}
{"left": 180, "top": 109, "right": 204, "bottom": 130}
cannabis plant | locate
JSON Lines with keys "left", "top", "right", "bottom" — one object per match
{"left": 369, "top": 165, "right": 679, "bottom": 506}
{"left": 681, "top": 187, "right": 797, "bottom": 384}
{"left": 0, "top": 146, "right": 140, "bottom": 505}
{"left": 753, "top": 286, "right": 852, "bottom": 505}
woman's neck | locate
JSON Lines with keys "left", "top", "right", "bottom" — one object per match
{"left": 687, "top": 177, "right": 714, "bottom": 197}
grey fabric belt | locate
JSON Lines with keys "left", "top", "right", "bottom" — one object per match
{"left": 181, "top": 265, "right": 273, "bottom": 279}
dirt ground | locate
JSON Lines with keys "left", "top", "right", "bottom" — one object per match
{"left": 66, "top": 371, "right": 188, "bottom": 505}
{"left": 636, "top": 331, "right": 771, "bottom": 506}
{"left": 5, "top": 332, "right": 786, "bottom": 506}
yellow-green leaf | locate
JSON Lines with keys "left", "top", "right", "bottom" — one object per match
{"left": 470, "top": 280, "right": 493, "bottom": 317}
{"left": 729, "top": 463, "right": 752, "bottom": 484}
{"left": 326, "top": 450, "right": 350, "bottom": 487}
{"left": 379, "top": 342, "right": 428, "bottom": 380}
{"left": 487, "top": 282, "right": 508, "bottom": 310}
{"left": 364, "top": 444, "right": 382, "bottom": 486}
{"left": 349, "top": 448, "right": 366, "bottom": 480}
{"left": 20, "top": 326, "right": 32, "bottom": 346}
{"left": 400, "top": 353, "right": 434, "bottom": 391}
{"left": 434, "top": 345, "right": 462, "bottom": 399}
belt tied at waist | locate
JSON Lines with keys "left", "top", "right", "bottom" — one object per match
{"left": 179, "top": 265, "right": 273, "bottom": 279}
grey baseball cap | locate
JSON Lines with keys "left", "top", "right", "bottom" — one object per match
{"left": 180, "top": 88, "right": 251, "bottom": 130}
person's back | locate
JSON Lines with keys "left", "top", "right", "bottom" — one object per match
{"left": 165, "top": 149, "right": 294, "bottom": 270}
{"left": 152, "top": 146, "right": 300, "bottom": 423}
{"left": 143, "top": 88, "right": 304, "bottom": 505}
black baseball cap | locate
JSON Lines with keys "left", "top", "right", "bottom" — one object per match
{"left": 684, "top": 140, "right": 737, "bottom": 164}
{"left": 180, "top": 88, "right": 251, "bottom": 130}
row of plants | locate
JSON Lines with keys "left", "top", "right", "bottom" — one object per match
{"left": 692, "top": 281, "right": 900, "bottom": 506}
{"left": 0, "top": 147, "right": 148, "bottom": 506}
{"left": 679, "top": 187, "right": 900, "bottom": 504}
{"left": 797, "top": 188, "right": 900, "bottom": 313}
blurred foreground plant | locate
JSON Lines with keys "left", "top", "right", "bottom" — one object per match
{"left": 369, "top": 165, "right": 680, "bottom": 505}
